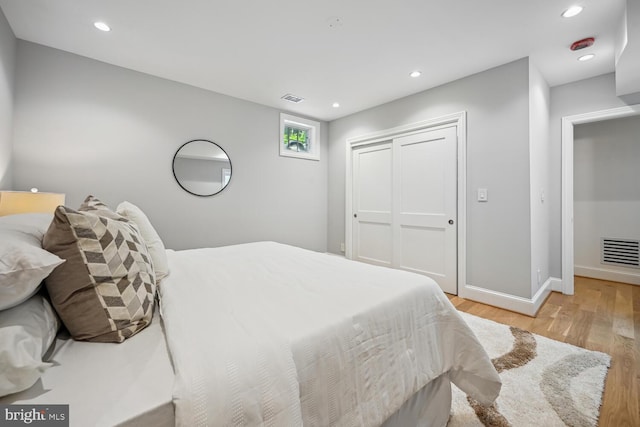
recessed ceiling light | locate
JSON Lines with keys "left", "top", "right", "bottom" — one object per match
{"left": 94, "top": 22, "right": 111, "bottom": 32}
{"left": 409, "top": 70, "right": 422, "bottom": 78}
{"left": 578, "top": 53, "right": 595, "bottom": 61}
{"left": 332, "top": 102, "right": 340, "bottom": 108}
{"left": 561, "top": 6, "right": 583, "bottom": 18}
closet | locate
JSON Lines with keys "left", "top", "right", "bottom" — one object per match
{"left": 349, "top": 126, "right": 458, "bottom": 294}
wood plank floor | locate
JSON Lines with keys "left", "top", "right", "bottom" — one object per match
{"left": 448, "top": 276, "right": 640, "bottom": 427}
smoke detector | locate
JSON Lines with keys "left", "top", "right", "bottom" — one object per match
{"left": 327, "top": 17, "right": 343, "bottom": 29}
{"left": 570, "top": 37, "right": 595, "bottom": 51}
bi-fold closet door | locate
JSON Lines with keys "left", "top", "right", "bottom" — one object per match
{"left": 351, "top": 126, "right": 458, "bottom": 294}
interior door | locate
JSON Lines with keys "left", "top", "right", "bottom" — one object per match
{"left": 352, "top": 142, "right": 393, "bottom": 267}
{"left": 393, "top": 127, "right": 457, "bottom": 293}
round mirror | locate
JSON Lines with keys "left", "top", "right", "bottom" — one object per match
{"left": 172, "top": 139, "right": 232, "bottom": 196}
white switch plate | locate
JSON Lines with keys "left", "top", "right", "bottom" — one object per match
{"left": 478, "top": 188, "right": 488, "bottom": 202}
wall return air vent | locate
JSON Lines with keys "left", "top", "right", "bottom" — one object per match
{"left": 601, "top": 238, "right": 640, "bottom": 269}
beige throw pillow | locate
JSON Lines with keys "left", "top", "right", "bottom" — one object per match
{"left": 43, "top": 196, "right": 156, "bottom": 343}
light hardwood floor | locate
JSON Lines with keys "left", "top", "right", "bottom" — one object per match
{"left": 448, "top": 276, "right": 640, "bottom": 427}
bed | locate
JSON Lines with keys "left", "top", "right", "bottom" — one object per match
{"left": 0, "top": 200, "right": 500, "bottom": 427}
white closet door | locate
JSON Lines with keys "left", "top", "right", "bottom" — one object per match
{"left": 352, "top": 142, "right": 393, "bottom": 267}
{"left": 393, "top": 127, "right": 457, "bottom": 294}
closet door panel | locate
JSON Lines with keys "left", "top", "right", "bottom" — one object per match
{"left": 352, "top": 143, "right": 393, "bottom": 267}
{"left": 394, "top": 127, "right": 457, "bottom": 293}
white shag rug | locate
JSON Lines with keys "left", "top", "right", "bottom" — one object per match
{"left": 449, "top": 312, "right": 611, "bottom": 427}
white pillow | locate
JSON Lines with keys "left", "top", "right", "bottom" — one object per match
{"left": 0, "top": 294, "right": 60, "bottom": 397}
{"left": 116, "top": 201, "right": 169, "bottom": 282}
{"left": 0, "top": 213, "right": 54, "bottom": 240}
{"left": 0, "top": 214, "right": 64, "bottom": 310}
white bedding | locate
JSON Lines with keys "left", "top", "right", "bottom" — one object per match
{"left": 0, "top": 310, "right": 174, "bottom": 427}
{"left": 160, "top": 242, "right": 501, "bottom": 427}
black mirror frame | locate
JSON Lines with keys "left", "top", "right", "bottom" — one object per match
{"left": 172, "top": 139, "right": 232, "bottom": 197}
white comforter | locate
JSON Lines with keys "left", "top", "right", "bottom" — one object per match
{"left": 160, "top": 242, "right": 500, "bottom": 426}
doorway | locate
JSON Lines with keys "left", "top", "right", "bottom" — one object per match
{"left": 561, "top": 104, "right": 640, "bottom": 294}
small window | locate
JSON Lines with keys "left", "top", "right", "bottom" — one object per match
{"left": 279, "top": 113, "right": 320, "bottom": 161}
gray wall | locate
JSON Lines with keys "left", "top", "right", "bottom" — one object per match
{"left": 574, "top": 116, "right": 640, "bottom": 275}
{"left": 528, "top": 61, "right": 551, "bottom": 296}
{"left": 328, "top": 58, "right": 532, "bottom": 298}
{"left": 549, "top": 73, "right": 640, "bottom": 278}
{"left": 0, "top": 8, "right": 15, "bottom": 189}
{"left": 12, "top": 41, "right": 328, "bottom": 252}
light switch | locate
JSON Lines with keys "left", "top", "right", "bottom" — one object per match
{"left": 478, "top": 188, "right": 488, "bottom": 202}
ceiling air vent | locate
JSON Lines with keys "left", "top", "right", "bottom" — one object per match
{"left": 601, "top": 238, "right": 640, "bottom": 269}
{"left": 281, "top": 93, "right": 304, "bottom": 103}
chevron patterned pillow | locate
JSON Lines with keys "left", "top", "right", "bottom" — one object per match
{"left": 43, "top": 196, "right": 156, "bottom": 343}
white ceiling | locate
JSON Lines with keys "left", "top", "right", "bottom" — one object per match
{"left": 0, "top": 0, "right": 627, "bottom": 121}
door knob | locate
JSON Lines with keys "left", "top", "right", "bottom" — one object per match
{"left": 354, "top": 213, "right": 358, "bottom": 218}
{"left": 448, "top": 219, "right": 454, "bottom": 225}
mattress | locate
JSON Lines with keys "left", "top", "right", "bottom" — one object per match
{"left": 0, "top": 310, "right": 174, "bottom": 427}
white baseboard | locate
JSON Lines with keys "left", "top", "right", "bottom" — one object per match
{"left": 574, "top": 265, "right": 640, "bottom": 285}
{"left": 459, "top": 277, "right": 558, "bottom": 317}
{"left": 549, "top": 277, "right": 562, "bottom": 292}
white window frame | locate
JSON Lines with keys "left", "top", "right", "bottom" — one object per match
{"left": 279, "top": 113, "right": 320, "bottom": 161}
